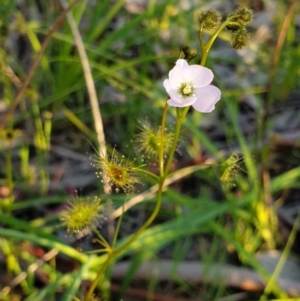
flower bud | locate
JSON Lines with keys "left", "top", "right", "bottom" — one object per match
{"left": 229, "top": 7, "right": 253, "bottom": 26}
{"left": 180, "top": 46, "right": 197, "bottom": 61}
{"left": 197, "top": 9, "right": 222, "bottom": 30}
{"left": 230, "top": 28, "right": 250, "bottom": 49}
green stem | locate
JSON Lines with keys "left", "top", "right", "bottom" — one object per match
{"left": 200, "top": 19, "right": 242, "bottom": 66}
{"left": 159, "top": 103, "right": 169, "bottom": 177}
{"left": 91, "top": 226, "right": 111, "bottom": 250}
{"left": 84, "top": 184, "right": 163, "bottom": 301}
{"left": 84, "top": 251, "right": 115, "bottom": 301}
{"left": 112, "top": 200, "right": 124, "bottom": 248}
{"left": 84, "top": 249, "right": 109, "bottom": 255}
{"left": 117, "top": 182, "right": 163, "bottom": 254}
{"left": 135, "top": 168, "right": 159, "bottom": 181}
{"left": 198, "top": 25, "right": 205, "bottom": 56}
{"left": 164, "top": 106, "right": 189, "bottom": 176}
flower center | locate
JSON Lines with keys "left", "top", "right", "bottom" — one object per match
{"left": 179, "top": 82, "right": 194, "bottom": 98}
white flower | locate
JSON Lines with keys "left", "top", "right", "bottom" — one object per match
{"left": 163, "top": 59, "right": 221, "bottom": 112}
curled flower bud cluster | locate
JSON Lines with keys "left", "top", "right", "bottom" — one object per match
{"left": 180, "top": 45, "right": 197, "bottom": 61}
{"left": 197, "top": 9, "right": 222, "bottom": 30}
{"left": 197, "top": 7, "right": 253, "bottom": 50}
{"left": 227, "top": 7, "right": 253, "bottom": 49}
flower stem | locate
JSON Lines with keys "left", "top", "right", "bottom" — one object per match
{"left": 198, "top": 25, "right": 205, "bottom": 57}
{"left": 159, "top": 103, "right": 169, "bottom": 177}
{"left": 200, "top": 19, "right": 242, "bottom": 66}
{"left": 164, "top": 106, "right": 189, "bottom": 176}
{"left": 117, "top": 182, "right": 163, "bottom": 254}
{"left": 111, "top": 201, "right": 124, "bottom": 248}
{"left": 135, "top": 168, "right": 159, "bottom": 181}
{"left": 84, "top": 182, "right": 163, "bottom": 301}
{"left": 84, "top": 251, "right": 114, "bottom": 301}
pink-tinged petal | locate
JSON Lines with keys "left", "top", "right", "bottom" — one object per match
{"left": 167, "top": 95, "right": 197, "bottom": 107}
{"left": 163, "top": 80, "right": 181, "bottom": 103}
{"left": 167, "top": 99, "right": 188, "bottom": 107}
{"left": 167, "top": 99, "right": 182, "bottom": 107}
{"left": 169, "top": 59, "right": 188, "bottom": 90}
{"left": 167, "top": 90, "right": 183, "bottom": 104}
{"left": 183, "top": 65, "right": 214, "bottom": 88}
{"left": 163, "top": 79, "right": 171, "bottom": 93}
{"left": 192, "top": 85, "right": 221, "bottom": 112}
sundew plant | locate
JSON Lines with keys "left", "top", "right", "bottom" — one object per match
{"left": 70, "top": 6, "right": 253, "bottom": 301}
{"left": 1, "top": 1, "right": 299, "bottom": 301}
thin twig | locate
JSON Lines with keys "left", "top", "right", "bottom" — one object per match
{"left": 0, "top": 0, "right": 81, "bottom": 130}
{"left": 59, "top": 0, "right": 107, "bottom": 162}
